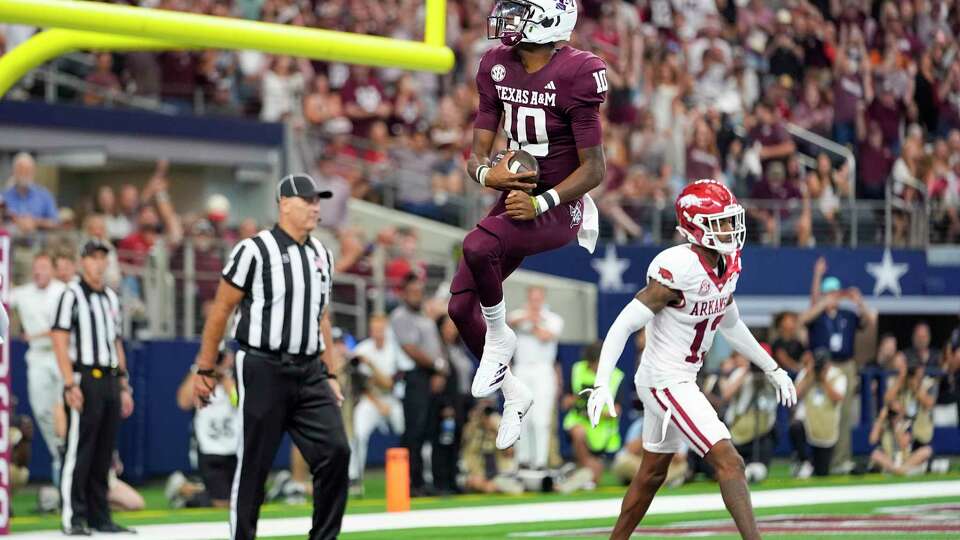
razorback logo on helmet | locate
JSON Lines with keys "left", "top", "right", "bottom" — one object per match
{"left": 658, "top": 267, "right": 674, "bottom": 282}
{"left": 677, "top": 194, "right": 710, "bottom": 209}
{"left": 674, "top": 179, "right": 746, "bottom": 255}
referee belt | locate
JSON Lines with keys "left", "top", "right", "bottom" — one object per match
{"left": 74, "top": 365, "right": 121, "bottom": 379}
{"left": 241, "top": 347, "right": 326, "bottom": 370}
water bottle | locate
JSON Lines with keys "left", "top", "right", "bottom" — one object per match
{"left": 439, "top": 416, "right": 456, "bottom": 446}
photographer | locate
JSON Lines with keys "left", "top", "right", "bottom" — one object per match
{"left": 348, "top": 315, "right": 403, "bottom": 490}
{"left": 172, "top": 345, "right": 239, "bottom": 508}
{"left": 868, "top": 401, "right": 932, "bottom": 476}
{"left": 790, "top": 348, "right": 847, "bottom": 477}
{"left": 884, "top": 356, "right": 937, "bottom": 452}
{"left": 461, "top": 400, "right": 523, "bottom": 495}
{"left": 720, "top": 350, "right": 779, "bottom": 481}
{"left": 802, "top": 259, "right": 877, "bottom": 472}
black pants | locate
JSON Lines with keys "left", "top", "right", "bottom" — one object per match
{"left": 734, "top": 430, "right": 776, "bottom": 468}
{"left": 401, "top": 369, "right": 435, "bottom": 491}
{"left": 789, "top": 421, "right": 834, "bottom": 476}
{"left": 60, "top": 370, "right": 121, "bottom": 530}
{"left": 231, "top": 350, "right": 350, "bottom": 540}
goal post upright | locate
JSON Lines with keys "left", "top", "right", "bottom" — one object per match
{"left": 0, "top": 0, "right": 454, "bottom": 98}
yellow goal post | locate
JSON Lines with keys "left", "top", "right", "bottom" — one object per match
{"left": 0, "top": 0, "right": 454, "bottom": 98}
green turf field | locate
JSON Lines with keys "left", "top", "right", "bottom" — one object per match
{"left": 12, "top": 462, "right": 960, "bottom": 538}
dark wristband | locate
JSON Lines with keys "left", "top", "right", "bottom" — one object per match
{"left": 196, "top": 368, "right": 217, "bottom": 378}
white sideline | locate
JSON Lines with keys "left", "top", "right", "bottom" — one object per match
{"left": 14, "top": 480, "right": 960, "bottom": 539}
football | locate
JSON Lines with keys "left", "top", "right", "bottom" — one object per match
{"left": 493, "top": 148, "right": 540, "bottom": 190}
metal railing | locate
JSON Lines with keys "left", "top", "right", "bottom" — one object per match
{"left": 785, "top": 123, "right": 860, "bottom": 246}
{"left": 605, "top": 196, "right": 916, "bottom": 248}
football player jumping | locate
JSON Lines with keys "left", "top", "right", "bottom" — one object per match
{"left": 448, "top": 0, "right": 607, "bottom": 449}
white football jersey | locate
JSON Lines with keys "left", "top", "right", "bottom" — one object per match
{"left": 635, "top": 244, "right": 741, "bottom": 388}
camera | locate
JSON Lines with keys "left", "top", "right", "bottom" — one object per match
{"left": 812, "top": 348, "right": 831, "bottom": 375}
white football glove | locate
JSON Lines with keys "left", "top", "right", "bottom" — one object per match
{"left": 580, "top": 385, "right": 617, "bottom": 427}
{"left": 765, "top": 368, "right": 797, "bottom": 407}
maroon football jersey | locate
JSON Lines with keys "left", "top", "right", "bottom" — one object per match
{"left": 474, "top": 45, "right": 607, "bottom": 190}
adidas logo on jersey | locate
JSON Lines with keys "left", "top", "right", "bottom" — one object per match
{"left": 544, "top": 80, "right": 556, "bottom": 90}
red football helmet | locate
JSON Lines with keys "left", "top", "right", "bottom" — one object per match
{"left": 675, "top": 179, "right": 745, "bottom": 254}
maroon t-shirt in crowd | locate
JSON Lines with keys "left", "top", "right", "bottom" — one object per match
{"left": 748, "top": 121, "right": 791, "bottom": 167}
{"left": 341, "top": 75, "right": 387, "bottom": 137}
{"left": 474, "top": 45, "right": 607, "bottom": 192}
{"left": 866, "top": 98, "right": 904, "bottom": 148}
{"left": 751, "top": 178, "right": 803, "bottom": 218}
{"left": 833, "top": 73, "right": 863, "bottom": 124}
{"left": 858, "top": 142, "right": 895, "bottom": 189}
{"left": 685, "top": 148, "right": 720, "bottom": 181}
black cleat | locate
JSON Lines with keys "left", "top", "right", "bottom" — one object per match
{"left": 92, "top": 522, "right": 136, "bottom": 534}
{"left": 62, "top": 524, "right": 92, "bottom": 536}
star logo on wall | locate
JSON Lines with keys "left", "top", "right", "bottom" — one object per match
{"left": 591, "top": 244, "right": 634, "bottom": 292}
{"left": 865, "top": 249, "right": 909, "bottom": 296}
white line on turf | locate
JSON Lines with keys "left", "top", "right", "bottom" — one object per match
{"left": 14, "top": 480, "right": 960, "bottom": 539}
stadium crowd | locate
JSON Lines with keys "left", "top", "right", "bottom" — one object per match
{"left": 2, "top": 0, "right": 960, "bottom": 244}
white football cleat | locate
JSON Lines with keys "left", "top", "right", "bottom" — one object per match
{"left": 471, "top": 326, "right": 517, "bottom": 398}
{"left": 496, "top": 388, "right": 534, "bottom": 450}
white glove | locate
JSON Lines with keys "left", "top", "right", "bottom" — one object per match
{"left": 581, "top": 385, "right": 617, "bottom": 427}
{"left": 765, "top": 368, "right": 797, "bottom": 407}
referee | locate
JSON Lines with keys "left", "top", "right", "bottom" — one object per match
{"left": 52, "top": 240, "right": 135, "bottom": 536}
{"left": 193, "top": 173, "right": 349, "bottom": 540}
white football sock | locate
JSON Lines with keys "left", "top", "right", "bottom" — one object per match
{"left": 501, "top": 368, "right": 530, "bottom": 401}
{"left": 481, "top": 299, "right": 507, "bottom": 341}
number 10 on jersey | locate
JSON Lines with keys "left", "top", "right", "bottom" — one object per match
{"left": 503, "top": 102, "right": 548, "bottom": 157}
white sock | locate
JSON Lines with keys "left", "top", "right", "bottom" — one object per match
{"left": 501, "top": 368, "right": 529, "bottom": 401}
{"left": 481, "top": 299, "right": 507, "bottom": 341}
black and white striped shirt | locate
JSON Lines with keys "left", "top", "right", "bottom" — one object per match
{"left": 222, "top": 225, "right": 334, "bottom": 355}
{"left": 52, "top": 278, "right": 122, "bottom": 368}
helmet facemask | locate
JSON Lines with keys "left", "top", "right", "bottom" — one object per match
{"left": 488, "top": 0, "right": 543, "bottom": 46}
{"left": 679, "top": 204, "right": 746, "bottom": 255}
{"left": 700, "top": 204, "right": 746, "bottom": 254}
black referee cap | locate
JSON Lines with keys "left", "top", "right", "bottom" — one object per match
{"left": 80, "top": 239, "right": 111, "bottom": 258}
{"left": 276, "top": 173, "right": 333, "bottom": 202}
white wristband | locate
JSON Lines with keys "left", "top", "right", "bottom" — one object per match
{"left": 534, "top": 189, "right": 560, "bottom": 216}
{"left": 475, "top": 165, "right": 490, "bottom": 187}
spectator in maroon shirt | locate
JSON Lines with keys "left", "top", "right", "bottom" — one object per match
{"left": 857, "top": 122, "right": 895, "bottom": 200}
{"left": 832, "top": 30, "right": 870, "bottom": 147}
{"left": 685, "top": 119, "right": 722, "bottom": 181}
{"left": 793, "top": 80, "right": 834, "bottom": 140}
{"left": 748, "top": 101, "right": 797, "bottom": 172}
{"left": 341, "top": 65, "right": 392, "bottom": 137}
{"left": 159, "top": 51, "right": 198, "bottom": 113}
{"left": 83, "top": 53, "right": 122, "bottom": 107}
{"left": 750, "top": 161, "right": 811, "bottom": 245}
{"left": 391, "top": 74, "right": 426, "bottom": 135}
{"left": 866, "top": 78, "right": 909, "bottom": 153}
{"left": 938, "top": 62, "right": 960, "bottom": 135}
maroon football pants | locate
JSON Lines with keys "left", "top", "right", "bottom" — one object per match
{"left": 448, "top": 195, "right": 583, "bottom": 359}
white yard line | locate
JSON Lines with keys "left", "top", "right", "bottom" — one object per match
{"left": 14, "top": 480, "right": 960, "bottom": 539}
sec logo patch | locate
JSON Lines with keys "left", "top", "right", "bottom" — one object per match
{"left": 491, "top": 64, "right": 506, "bottom": 82}
{"left": 699, "top": 279, "right": 712, "bottom": 295}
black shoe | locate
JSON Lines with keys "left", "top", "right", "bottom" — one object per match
{"left": 62, "top": 525, "right": 92, "bottom": 536}
{"left": 92, "top": 522, "right": 136, "bottom": 533}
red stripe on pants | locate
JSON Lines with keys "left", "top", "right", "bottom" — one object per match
{"left": 650, "top": 388, "right": 707, "bottom": 456}
{"left": 663, "top": 387, "right": 715, "bottom": 454}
